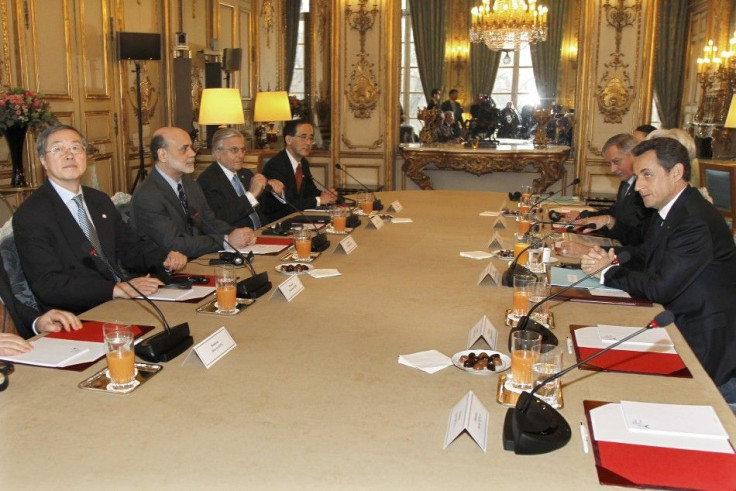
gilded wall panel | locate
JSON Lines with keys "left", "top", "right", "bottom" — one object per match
{"left": 32, "top": 0, "right": 73, "bottom": 98}
{"left": 81, "top": 0, "right": 110, "bottom": 98}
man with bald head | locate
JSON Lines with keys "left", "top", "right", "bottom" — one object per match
{"left": 130, "top": 127, "right": 256, "bottom": 258}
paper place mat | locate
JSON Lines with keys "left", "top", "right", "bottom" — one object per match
{"left": 398, "top": 350, "right": 452, "bottom": 374}
{"left": 308, "top": 269, "right": 342, "bottom": 278}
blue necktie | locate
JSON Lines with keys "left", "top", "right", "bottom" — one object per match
{"left": 231, "top": 175, "right": 244, "bottom": 197}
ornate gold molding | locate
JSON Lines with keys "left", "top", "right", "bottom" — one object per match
{"left": 126, "top": 61, "right": 159, "bottom": 125}
{"left": 342, "top": 134, "right": 384, "bottom": 150}
{"left": 0, "top": 0, "right": 10, "bottom": 88}
{"left": 262, "top": 0, "right": 274, "bottom": 49}
{"left": 345, "top": 0, "right": 380, "bottom": 119}
{"left": 595, "top": 0, "right": 641, "bottom": 124}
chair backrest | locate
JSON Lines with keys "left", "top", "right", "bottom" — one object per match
{"left": 111, "top": 192, "right": 133, "bottom": 223}
{"left": 0, "top": 219, "right": 39, "bottom": 310}
{"left": 0, "top": 194, "right": 14, "bottom": 227}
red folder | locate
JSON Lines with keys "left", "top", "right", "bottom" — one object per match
{"left": 584, "top": 401, "right": 736, "bottom": 490}
{"left": 255, "top": 236, "right": 293, "bottom": 254}
{"left": 45, "top": 321, "right": 154, "bottom": 372}
{"left": 570, "top": 325, "right": 692, "bottom": 378}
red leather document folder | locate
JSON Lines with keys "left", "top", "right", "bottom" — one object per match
{"left": 584, "top": 400, "right": 736, "bottom": 490}
{"left": 570, "top": 325, "right": 692, "bottom": 378}
{"left": 255, "top": 236, "right": 293, "bottom": 254}
{"left": 46, "top": 321, "right": 153, "bottom": 372}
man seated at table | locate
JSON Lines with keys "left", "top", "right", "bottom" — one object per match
{"left": 13, "top": 125, "right": 187, "bottom": 314}
{"left": 261, "top": 119, "right": 337, "bottom": 222}
{"left": 130, "top": 127, "right": 257, "bottom": 259}
{"left": 198, "top": 128, "right": 284, "bottom": 229}
{"left": 581, "top": 137, "right": 736, "bottom": 411}
{"left": 436, "top": 111, "right": 462, "bottom": 143}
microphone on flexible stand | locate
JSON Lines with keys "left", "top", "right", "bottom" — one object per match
{"left": 268, "top": 188, "right": 331, "bottom": 252}
{"left": 532, "top": 178, "right": 581, "bottom": 208}
{"left": 85, "top": 246, "right": 193, "bottom": 362}
{"left": 503, "top": 310, "right": 675, "bottom": 455}
{"left": 306, "top": 174, "right": 356, "bottom": 206}
{"left": 303, "top": 177, "right": 361, "bottom": 228}
{"left": 508, "top": 251, "right": 631, "bottom": 349}
{"left": 191, "top": 214, "right": 272, "bottom": 298}
{"left": 335, "top": 163, "right": 383, "bottom": 211}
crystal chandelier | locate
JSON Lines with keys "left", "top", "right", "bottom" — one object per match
{"left": 469, "top": 0, "right": 548, "bottom": 52}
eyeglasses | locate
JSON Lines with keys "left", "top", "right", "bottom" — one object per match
{"left": 293, "top": 134, "right": 315, "bottom": 142}
{"left": 45, "top": 143, "right": 86, "bottom": 157}
{"left": 223, "top": 146, "right": 247, "bottom": 154}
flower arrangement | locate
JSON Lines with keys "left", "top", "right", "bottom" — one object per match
{"left": 0, "top": 87, "right": 57, "bottom": 135}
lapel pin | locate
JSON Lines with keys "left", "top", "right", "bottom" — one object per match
{"left": 101, "top": 214, "right": 107, "bottom": 219}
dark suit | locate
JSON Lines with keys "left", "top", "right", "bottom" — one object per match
{"left": 130, "top": 168, "right": 235, "bottom": 259}
{"left": 440, "top": 99, "right": 464, "bottom": 127}
{"left": 591, "top": 179, "right": 654, "bottom": 245}
{"left": 605, "top": 186, "right": 736, "bottom": 386}
{"left": 13, "top": 181, "right": 168, "bottom": 314}
{"left": 261, "top": 149, "right": 322, "bottom": 222}
{"left": 197, "top": 162, "right": 267, "bottom": 229}
{"left": 0, "top": 264, "right": 39, "bottom": 339}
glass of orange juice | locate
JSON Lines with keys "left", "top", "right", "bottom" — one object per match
{"left": 330, "top": 206, "right": 347, "bottom": 232}
{"left": 510, "top": 330, "right": 541, "bottom": 390}
{"left": 517, "top": 213, "right": 532, "bottom": 235}
{"left": 293, "top": 229, "right": 313, "bottom": 261}
{"left": 512, "top": 274, "right": 535, "bottom": 316}
{"left": 103, "top": 323, "right": 136, "bottom": 391}
{"left": 513, "top": 233, "right": 530, "bottom": 265}
{"left": 359, "top": 192, "right": 373, "bottom": 214}
{"left": 214, "top": 265, "right": 238, "bottom": 314}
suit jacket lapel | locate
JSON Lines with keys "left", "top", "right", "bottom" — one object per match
{"left": 85, "top": 188, "right": 116, "bottom": 262}
{"left": 151, "top": 170, "right": 189, "bottom": 225}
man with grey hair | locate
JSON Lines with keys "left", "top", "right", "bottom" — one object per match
{"left": 13, "top": 125, "right": 187, "bottom": 314}
{"left": 574, "top": 133, "right": 655, "bottom": 245}
{"left": 198, "top": 128, "right": 284, "bottom": 229}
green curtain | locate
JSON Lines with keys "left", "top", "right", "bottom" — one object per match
{"left": 470, "top": 43, "right": 501, "bottom": 98}
{"left": 654, "top": 0, "right": 688, "bottom": 128}
{"left": 285, "top": 0, "right": 302, "bottom": 91}
{"left": 530, "top": 0, "right": 568, "bottom": 105}
{"left": 409, "top": 0, "right": 446, "bottom": 103}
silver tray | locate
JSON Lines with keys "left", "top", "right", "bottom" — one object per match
{"left": 78, "top": 362, "right": 162, "bottom": 395}
{"left": 196, "top": 297, "right": 255, "bottom": 316}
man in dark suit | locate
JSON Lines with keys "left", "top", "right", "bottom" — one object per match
{"left": 261, "top": 119, "right": 337, "bottom": 222}
{"left": 13, "top": 125, "right": 187, "bottom": 314}
{"left": 574, "top": 133, "right": 654, "bottom": 245}
{"left": 130, "top": 126, "right": 257, "bottom": 258}
{"left": 198, "top": 128, "right": 284, "bottom": 229}
{"left": 581, "top": 137, "right": 736, "bottom": 409}
{"left": 440, "top": 89, "right": 464, "bottom": 129}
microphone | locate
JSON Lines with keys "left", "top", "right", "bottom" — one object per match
{"left": 306, "top": 174, "right": 356, "bottom": 206}
{"left": 508, "top": 251, "right": 632, "bottom": 349}
{"left": 85, "top": 247, "right": 193, "bottom": 363}
{"left": 533, "top": 178, "right": 581, "bottom": 208}
{"left": 503, "top": 310, "right": 675, "bottom": 455}
{"left": 289, "top": 179, "right": 361, "bottom": 228}
{"left": 268, "top": 189, "right": 331, "bottom": 252}
{"left": 192, "top": 214, "right": 272, "bottom": 299}
{"left": 335, "top": 163, "right": 383, "bottom": 211}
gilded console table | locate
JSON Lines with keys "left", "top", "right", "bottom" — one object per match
{"left": 399, "top": 142, "right": 570, "bottom": 192}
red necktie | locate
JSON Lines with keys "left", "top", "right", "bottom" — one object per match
{"left": 295, "top": 163, "right": 303, "bottom": 193}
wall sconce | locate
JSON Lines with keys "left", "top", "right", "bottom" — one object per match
{"left": 198, "top": 88, "right": 245, "bottom": 127}
{"left": 253, "top": 91, "right": 292, "bottom": 149}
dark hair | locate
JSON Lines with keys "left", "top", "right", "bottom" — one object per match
{"left": 634, "top": 124, "right": 657, "bottom": 135}
{"left": 431, "top": 88, "right": 441, "bottom": 97}
{"left": 150, "top": 133, "right": 167, "bottom": 163}
{"left": 36, "top": 124, "right": 86, "bottom": 158}
{"left": 602, "top": 133, "right": 637, "bottom": 155}
{"left": 449, "top": 89, "right": 458, "bottom": 96}
{"left": 632, "top": 137, "right": 691, "bottom": 181}
{"left": 282, "top": 119, "right": 311, "bottom": 138}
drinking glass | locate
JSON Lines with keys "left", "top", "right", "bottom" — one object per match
{"left": 510, "top": 330, "right": 541, "bottom": 390}
{"left": 330, "top": 206, "right": 347, "bottom": 232}
{"left": 513, "top": 233, "right": 531, "bottom": 265}
{"left": 214, "top": 265, "right": 238, "bottom": 314}
{"left": 103, "top": 323, "right": 136, "bottom": 391}
{"left": 532, "top": 344, "right": 563, "bottom": 405}
{"left": 293, "top": 229, "right": 313, "bottom": 261}
{"left": 528, "top": 280, "right": 550, "bottom": 323}
{"left": 512, "top": 274, "right": 536, "bottom": 316}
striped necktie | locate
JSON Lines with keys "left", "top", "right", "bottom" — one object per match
{"left": 177, "top": 183, "right": 193, "bottom": 234}
{"left": 73, "top": 194, "right": 119, "bottom": 281}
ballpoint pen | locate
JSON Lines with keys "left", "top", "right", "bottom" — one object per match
{"left": 579, "top": 422, "right": 590, "bottom": 454}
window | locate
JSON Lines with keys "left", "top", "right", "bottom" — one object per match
{"left": 288, "top": 3, "right": 309, "bottom": 99}
{"left": 399, "top": 0, "right": 425, "bottom": 137}
{"left": 491, "top": 46, "right": 539, "bottom": 110}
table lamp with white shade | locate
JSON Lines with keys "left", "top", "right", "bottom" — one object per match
{"left": 253, "top": 91, "right": 292, "bottom": 149}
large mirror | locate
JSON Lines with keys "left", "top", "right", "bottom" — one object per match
{"left": 283, "top": 1, "right": 332, "bottom": 151}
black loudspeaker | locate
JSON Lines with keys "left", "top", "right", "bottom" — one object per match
{"left": 117, "top": 32, "right": 162, "bottom": 61}
{"left": 173, "top": 58, "right": 193, "bottom": 132}
{"left": 222, "top": 48, "right": 242, "bottom": 72}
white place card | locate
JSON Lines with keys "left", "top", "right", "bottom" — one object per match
{"left": 367, "top": 214, "right": 384, "bottom": 229}
{"left": 492, "top": 217, "right": 506, "bottom": 230}
{"left": 388, "top": 200, "right": 403, "bottom": 212}
{"left": 273, "top": 275, "right": 305, "bottom": 302}
{"left": 487, "top": 231, "right": 506, "bottom": 250}
{"left": 477, "top": 261, "right": 500, "bottom": 286}
{"left": 443, "top": 391, "right": 489, "bottom": 452}
{"left": 467, "top": 315, "right": 498, "bottom": 349}
{"left": 190, "top": 327, "right": 236, "bottom": 369}
{"left": 336, "top": 235, "right": 358, "bottom": 254}
{"left": 390, "top": 218, "right": 413, "bottom": 223}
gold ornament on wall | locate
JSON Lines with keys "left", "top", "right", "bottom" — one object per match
{"left": 262, "top": 0, "right": 275, "bottom": 49}
{"left": 191, "top": 66, "right": 204, "bottom": 121}
{"left": 345, "top": 0, "right": 380, "bottom": 119}
{"left": 127, "top": 62, "right": 158, "bottom": 125}
{"left": 595, "top": 0, "right": 641, "bottom": 124}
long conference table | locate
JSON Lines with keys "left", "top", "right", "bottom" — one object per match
{"left": 2, "top": 190, "right": 735, "bottom": 489}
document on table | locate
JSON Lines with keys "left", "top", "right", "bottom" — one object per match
{"left": 138, "top": 285, "right": 215, "bottom": 302}
{"left": 573, "top": 325, "right": 676, "bottom": 354}
{"left": 550, "top": 266, "right": 627, "bottom": 293}
{"left": 224, "top": 244, "right": 289, "bottom": 255}
{"left": 0, "top": 337, "right": 104, "bottom": 367}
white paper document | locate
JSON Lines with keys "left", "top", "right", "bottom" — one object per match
{"left": 479, "top": 211, "right": 500, "bottom": 217}
{"left": 225, "top": 244, "right": 288, "bottom": 255}
{"left": 398, "top": 350, "right": 452, "bottom": 374}
{"left": 620, "top": 401, "right": 729, "bottom": 440}
{"left": 0, "top": 337, "right": 104, "bottom": 367}
{"left": 443, "top": 391, "right": 489, "bottom": 452}
{"left": 139, "top": 285, "right": 216, "bottom": 302}
{"left": 573, "top": 325, "right": 677, "bottom": 354}
{"left": 390, "top": 218, "right": 413, "bottom": 223}
{"left": 590, "top": 402, "right": 734, "bottom": 454}
{"left": 308, "top": 269, "right": 342, "bottom": 278}
{"left": 460, "top": 250, "right": 494, "bottom": 260}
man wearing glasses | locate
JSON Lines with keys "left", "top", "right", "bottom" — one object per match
{"left": 262, "top": 119, "right": 337, "bottom": 222}
{"left": 13, "top": 125, "right": 187, "bottom": 314}
{"left": 130, "top": 126, "right": 257, "bottom": 258}
{"left": 198, "top": 128, "right": 284, "bottom": 229}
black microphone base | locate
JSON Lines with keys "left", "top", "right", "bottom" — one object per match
{"left": 346, "top": 214, "right": 361, "bottom": 228}
{"left": 134, "top": 322, "right": 193, "bottom": 363}
{"left": 508, "top": 317, "right": 559, "bottom": 350}
{"left": 237, "top": 272, "right": 272, "bottom": 299}
{"left": 501, "top": 263, "right": 535, "bottom": 287}
{"left": 372, "top": 199, "right": 383, "bottom": 211}
{"left": 311, "top": 234, "right": 330, "bottom": 252}
{"left": 503, "top": 392, "right": 572, "bottom": 455}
